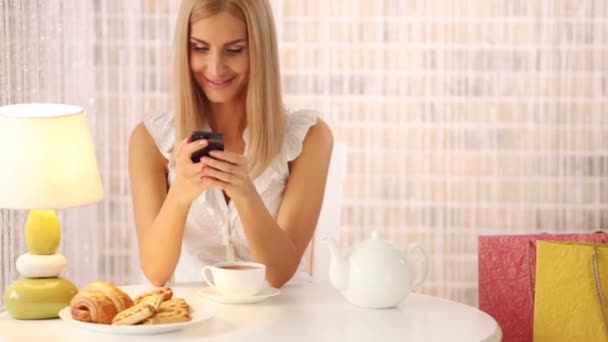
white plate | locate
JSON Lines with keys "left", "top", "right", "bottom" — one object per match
{"left": 198, "top": 286, "right": 280, "bottom": 304}
{"left": 58, "top": 298, "right": 215, "bottom": 335}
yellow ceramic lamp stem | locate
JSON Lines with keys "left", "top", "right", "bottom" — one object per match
{"left": 25, "top": 210, "right": 61, "bottom": 254}
{"left": 3, "top": 210, "right": 78, "bottom": 319}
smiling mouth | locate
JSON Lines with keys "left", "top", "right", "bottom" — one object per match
{"left": 204, "top": 76, "right": 236, "bottom": 88}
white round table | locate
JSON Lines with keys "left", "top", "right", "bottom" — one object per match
{"left": 0, "top": 281, "right": 501, "bottom": 342}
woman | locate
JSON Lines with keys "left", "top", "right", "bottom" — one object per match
{"left": 128, "top": 0, "right": 333, "bottom": 288}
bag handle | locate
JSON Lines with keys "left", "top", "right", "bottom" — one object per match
{"left": 527, "top": 240, "right": 536, "bottom": 304}
{"left": 592, "top": 239, "right": 608, "bottom": 338}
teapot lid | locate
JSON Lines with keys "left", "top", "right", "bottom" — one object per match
{"left": 348, "top": 230, "right": 405, "bottom": 272}
{"left": 355, "top": 229, "right": 395, "bottom": 254}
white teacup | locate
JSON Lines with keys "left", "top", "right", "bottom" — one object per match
{"left": 201, "top": 261, "right": 266, "bottom": 298}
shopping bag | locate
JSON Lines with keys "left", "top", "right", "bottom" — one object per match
{"left": 533, "top": 240, "right": 608, "bottom": 342}
{"left": 478, "top": 233, "right": 606, "bottom": 342}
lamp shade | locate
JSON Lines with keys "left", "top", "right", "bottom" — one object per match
{"left": 0, "top": 103, "right": 104, "bottom": 209}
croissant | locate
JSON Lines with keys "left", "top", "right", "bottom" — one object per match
{"left": 82, "top": 281, "right": 134, "bottom": 312}
{"left": 70, "top": 291, "right": 118, "bottom": 324}
{"left": 70, "top": 281, "right": 134, "bottom": 324}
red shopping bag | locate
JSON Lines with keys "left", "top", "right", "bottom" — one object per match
{"left": 478, "top": 232, "right": 607, "bottom": 342}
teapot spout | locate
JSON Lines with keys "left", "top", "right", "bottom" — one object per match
{"left": 324, "top": 237, "right": 349, "bottom": 291}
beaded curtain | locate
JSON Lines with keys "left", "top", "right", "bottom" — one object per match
{"left": 1, "top": 0, "right": 607, "bottom": 308}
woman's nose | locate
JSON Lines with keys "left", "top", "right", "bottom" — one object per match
{"left": 208, "top": 52, "right": 226, "bottom": 76}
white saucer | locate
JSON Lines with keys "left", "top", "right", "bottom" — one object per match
{"left": 198, "top": 286, "right": 280, "bottom": 304}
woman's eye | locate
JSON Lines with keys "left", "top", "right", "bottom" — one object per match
{"left": 226, "top": 48, "right": 243, "bottom": 54}
{"left": 191, "top": 44, "right": 208, "bottom": 52}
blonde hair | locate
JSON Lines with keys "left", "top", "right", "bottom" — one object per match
{"left": 172, "top": 0, "right": 285, "bottom": 178}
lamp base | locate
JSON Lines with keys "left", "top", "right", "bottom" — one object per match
{"left": 3, "top": 277, "right": 78, "bottom": 319}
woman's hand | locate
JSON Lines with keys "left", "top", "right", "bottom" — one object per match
{"left": 169, "top": 137, "right": 210, "bottom": 206}
{"left": 200, "top": 150, "right": 256, "bottom": 201}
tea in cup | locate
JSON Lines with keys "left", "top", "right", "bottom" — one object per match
{"left": 201, "top": 261, "right": 266, "bottom": 298}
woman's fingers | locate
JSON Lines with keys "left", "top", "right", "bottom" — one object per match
{"left": 175, "top": 154, "right": 206, "bottom": 183}
{"left": 208, "top": 150, "right": 245, "bottom": 166}
{"left": 201, "top": 176, "right": 227, "bottom": 188}
{"left": 178, "top": 139, "right": 208, "bottom": 162}
{"left": 201, "top": 157, "right": 239, "bottom": 175}
{"left": 197, "top": 152, "right": 252, "bottom": 197}
{"left": 202, "top": 166, "right": 238, "bottom": 184}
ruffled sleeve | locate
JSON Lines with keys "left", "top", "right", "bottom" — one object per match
{"left": 251, "top": 109, "right": 318, "bottom": 196}
{"left": 282, "top": 109, "right": 318, "bottom": 162}
{"left": 143, "top": 111, "right": 175, "bottom": 160}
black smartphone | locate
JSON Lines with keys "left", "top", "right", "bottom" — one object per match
{"left": 189, "top": 131, "right": 224, "bottom": 163}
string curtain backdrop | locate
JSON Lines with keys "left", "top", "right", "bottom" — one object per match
{"left": 1, "top": 0, "right": 607, "bottom": 308}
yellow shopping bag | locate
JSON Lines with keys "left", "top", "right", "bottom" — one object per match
{"left": 533, "top": 240, "right": 608, "bottom": 342}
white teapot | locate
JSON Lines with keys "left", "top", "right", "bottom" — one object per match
{"left": 325, "top": 230, "right": 429, "bottom": 309}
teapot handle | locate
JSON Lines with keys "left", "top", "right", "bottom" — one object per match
{"left": 406, "top": 243, "right": 430, "bottom": 290}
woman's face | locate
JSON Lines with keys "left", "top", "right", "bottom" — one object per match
{"left": 189, "top": 11, "right": 249, "bottom": 104}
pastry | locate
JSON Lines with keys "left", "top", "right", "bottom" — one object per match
{"left": 70, "top": 291, "right": 118, "bottom": 324}
{"left": 69, "top": 282, "right": 189, "bottom": 326}
{"left": 142, "top": 307, "right": 191, "bottom": 324}
{"left": 111, "top": 303, "right": 155, "bottom": 326}
{"left": 159, "top": 298, "right": 190, "bottom": 312}
{"left": 82, "top": 281, "right": 134, "bottom": 312}
{"left": 134, "top": 287, "right": 173, "bottom": 304}
{"left": 137, "top": 293, "right": 163, "bottom": 312}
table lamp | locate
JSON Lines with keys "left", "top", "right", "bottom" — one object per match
{"left": 0, "top": 103, "right": 104, "bottom": 319}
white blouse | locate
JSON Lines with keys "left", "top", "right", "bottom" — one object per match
{"left": 143, "top": 109, "right": 318, "bottom": 283}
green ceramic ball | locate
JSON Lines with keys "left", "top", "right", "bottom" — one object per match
{"left": 4, "top": 277, "right": 78, "bottom": 319}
